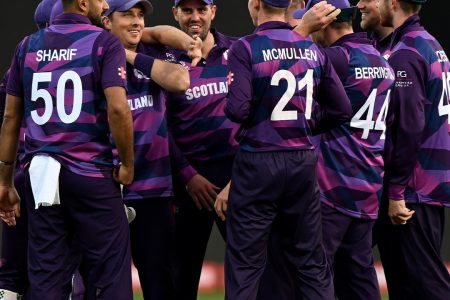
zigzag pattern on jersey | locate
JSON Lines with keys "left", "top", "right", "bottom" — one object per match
{"left": 392, "top": 30, "right": 450, "bottom": 207}
{"left": 318, "top": 41, "right": 394, "bottom": 219}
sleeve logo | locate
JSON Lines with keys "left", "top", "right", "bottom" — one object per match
{"left": 118, "top": 66, "right": 127, "bottom": 80}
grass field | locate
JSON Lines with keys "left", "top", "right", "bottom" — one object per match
{"left": 133, "top": 291, "right": 390, "bottom": 299}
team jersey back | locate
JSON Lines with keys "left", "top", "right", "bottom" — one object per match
{"left": 391, "top": 30, "right": 450, "bottom": 206}
{"left": 21, "top": 24, "right": 113, "bottom": 177}
{"left": 167, "top": 30, "right": 239, "bottom": 161}
{"left": 236, "top": 27, "right": 326, "bottom": 151}
{"left": 318, "top": 36, "right": 395, "bottom": 219}
{"left": 119, "top": 43, "right": 173, "bottom": 200}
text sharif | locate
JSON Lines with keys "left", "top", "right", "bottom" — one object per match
{"left": 36, "top": 49, "right": 78, "bottom": 62}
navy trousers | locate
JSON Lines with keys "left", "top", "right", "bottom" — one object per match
{"left": 26, "top": 168, "right": 132, "bottom": 300}
{"left": 172, "top": 156, "right": 231, "bottom": 300}
{"left": 225, "top": 150, "right": 334, "bottom": 300}
{"left": 377, "top": 202, "right": 450, "bottom": 300}
{"left": 126, "top": 197, "right": 175, "bottom": 300}
{"left": 0, "top": 169, "right": 28, "bottom": 295}
{"left": 321, "top": 204, "right": 380, "bottom": 300}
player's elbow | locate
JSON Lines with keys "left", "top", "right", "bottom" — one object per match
{"left": 173, "top": 68, "right": 190, "bottom": 93}
{"left": 164, "top": 67, "right": 190, "bottom": 93}
{"left": 224, "top": 101, "right": 248, "bottom": 123}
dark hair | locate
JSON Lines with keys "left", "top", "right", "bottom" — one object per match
{"left": 399, "top": 0, "right": 422, "bottom": 14}
{"left": 330, "top": 20, "right": 353, "bottom": 29}
{"left": 61, "top": 0, "right": 76, "bottom": 10}
{"left": 261, "top": 1, "right": 288, "bottom": 14}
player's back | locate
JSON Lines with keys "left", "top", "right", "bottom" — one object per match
{"left": 318, "top": 33, "right": 395, "bottom": 218}
{"left": 17, "top": 16, "right": 118, "bottom": 178}
{"left": 233, "top": 22, "right": 329, "bottom": 152}
{"left": 390, "top": 26, "right": 450, "bottom": 206}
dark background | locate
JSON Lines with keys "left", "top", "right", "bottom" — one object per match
{"left": 0, "top": 1, "right": 449, "bottom": 262}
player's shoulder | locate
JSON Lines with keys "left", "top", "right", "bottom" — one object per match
{"left": 211, "top": 29, "right": 238, "bottom": 48}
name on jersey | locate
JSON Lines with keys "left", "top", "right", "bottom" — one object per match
{"left": 355, "top": 67, "right": 394, "bottom": 80}
{"left": 128, "top": 95, "right": 154, "bottom": 111}
{"left": 262, "top": 48, "right": 318, "bottom": 62}
{"left": 36, "top": 49, "right": 78, "bottom": 62}
{"left": 185, "top": 81, "right": 228, "bottom": 100}
{"left": 436, "top": 50, "right": 449, "bottom": 63}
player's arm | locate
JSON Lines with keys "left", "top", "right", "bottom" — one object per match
{"left": 101, "top": 34, "right": 134, "bottom": 185}
{"left": 0, "top": 94, "right": 22, "bottom": 226}
{"left": 224, "top": 40, "right": 253, "bottom": 123}
{"left": 215, "top": 180, "right": 230, "bottom": 221}
{"left": 169, "top": 133, "right": 218, "bottom": 210}
{"left": 295, "top": 1, "right": 340, "bottom": 37}
{"left": 0, "top": 71, "right": 9, "bottom": 127}
{"left": 311, "top": 55, "right": 352, "bottom": 134}
{"left": 126, "top": 50, "right": 190, "bottom": 93}
{"left": 384, "top": 51, "right": 427, "bottom": 224}
{"left": 141, "top": 26, "right": 202, "bottom": 66}
{"left": 169, "top": 132, "right": 198, "bottom": 185}
{"left": 105, "top": 87, "right": 134, "bottom": 185}
{"left": 0, "top": 39, "right": 27, "bottom": 226}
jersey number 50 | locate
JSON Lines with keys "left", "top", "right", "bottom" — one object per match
{"left": 31, "top": 71, "right": 83, "bottom": 125}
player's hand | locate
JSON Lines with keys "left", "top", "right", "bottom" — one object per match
{"left": 295, "top": 1, "right": 340, "bottom": 36}
{"left": 186, "top": 174, "right": 220, "bottom": 211}
{"left": 113, "top": 164, "right": 134, "bottom": 186}
{"left": 188, "top": 35, "right": 202, "bottom": 67}
{"left": 215, "top": 181, "right": 230, "bottom": 221}
{"left": 388, "top": 199, "right": 415, "bottom": 225}
{"left": 0, "top": 185, "right": 20, "bottom": 226}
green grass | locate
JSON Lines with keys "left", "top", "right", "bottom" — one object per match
{"left": 133, "top": 292, "right": 390, "bottom": 299}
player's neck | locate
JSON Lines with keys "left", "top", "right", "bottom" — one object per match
{"left": 374, "top": 25, "right": 393, "bottom": 40}
{"left": 392, "top": 11, "right": 416, "bottom": 30}
{"left": 201, "top": 31, "right": 215, "bottom": 59}
{"left": 257, "top": 13, "right": 286, "bottom": 26}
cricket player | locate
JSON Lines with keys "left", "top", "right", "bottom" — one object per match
{"left": 0, "top": 0, "right": 135, "bottom": 298}
{"left": 223, "top": 0, "right": 352, "bottom": 299}
{"left": 304, "top": 0, "right": 395, "bottom": 298}
{"left": 103, "top": 0, "right": 199, "bottom": 298}
{"left": 377, "top": 0, "right": 450, "bottom": 299}
{"left": 356, "top": 0, "right": 393, "bottom": 54}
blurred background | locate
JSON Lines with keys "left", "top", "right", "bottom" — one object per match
{"left": 1, "top": 1, "right": 449, "bottom": 299}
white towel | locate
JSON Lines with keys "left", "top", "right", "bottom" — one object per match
{"left": 29, "top": 155, "right": 61, "bottom": 209}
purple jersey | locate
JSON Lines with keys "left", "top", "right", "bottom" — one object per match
{"left": 118, "top": 43, "right": 173, "bottom": 200}
{"left": 368, "top": 31, "right": 392, "bottom": 56}
{"left": 384, "top": 15, "right": 450, "bottom": 207}
{"left": 6, "top": 13, "right": 127, "bottom": 178}
{"left": 317, "top": 33, "right": 395, "bottom": 219}
{"left": 167, "top": 29, "right": 239, "bottom": 162}
{"left": 0, "top": 69, "right": 8, "bottom": 126}
{"left": 225, "top": 22, "right": 351, "bottom": 152}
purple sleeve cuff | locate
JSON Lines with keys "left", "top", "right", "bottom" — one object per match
{"left": 134, "top": 53, "right": 155, "bottom": 76}
{"left": 389, "top": 183, "right": 405, "bottom": 200}
{"left": 178, "top": 165, "right": 198, "bottom": 185}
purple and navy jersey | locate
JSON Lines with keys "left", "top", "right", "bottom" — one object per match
{"left": 225, "top": 22, "right": 351, "bottom": 152}
{"left": 0, "top": 69, "right": 8, "bottom": 126}
{"left": 317, "top": 33, "right": 395, "bottom": 219}
{"left": 368, "top": 31, "right": 392, "bottom": 56}
{"left": 6, "top": 13, "right": 127, "bottom": 178}
{"left": 118, "top": 43, "right": 173, "bottom": 200}
{"left": 384, "top": 15, "right": 450, "bottom": 207}
{"left": 167, "top": 29, "right": 239, "bottom": 162}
